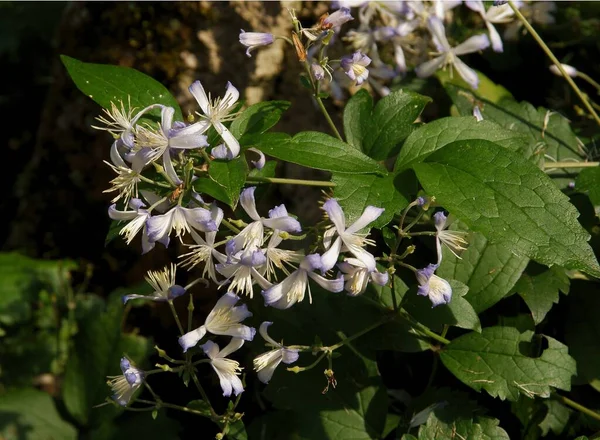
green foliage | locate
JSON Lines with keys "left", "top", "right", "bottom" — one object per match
{"left": 343, "top": 89, "right": 431, "bottom": 160}
{"left": 0, "top": 388, "right": 77, "bottom": 440}
{"left": 440, "top": 327, "right": 576, "bottom": 401}
{"left": 437, "top": 225, "right": 529, "bottom": 314}
{"left": 255, "top": 132, "right": 385, "bottom": 174}
{"left": 576, "top": 167, "right": 600, "bottom": 214}
{"left": 512, "top": 265, "right": 570, "bottom": 325}
{"left": 413, "top": 139, "right": 600, "bottom": 278}
{"left": 230, "top": 101, "right": 290, "bottom": 143}
{"left": 61, "top": 55, "right": 182, "bottom": 120}
{"left": 193, "top": 157, "right": 249, "bottom": 208}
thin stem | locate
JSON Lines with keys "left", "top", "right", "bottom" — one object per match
{"left": 508, "top": 1, "right": 600, "bottom": 127}
{"left": 577, "top": 71, "right": 600, "bottom": 93}
{"left": 160, "top": 401, "right": 214, "bottom": 419}
{"left": 246, "top": 176, "right": 336, "bottom": 187}
{"left": 220, "top": 218, "right": 241, "bottom": 235}
{"left": 189, "top": 370, "right": 218, "bottom": 419}
{"left": 316, "top": 96, "right": 343, "bottom": 141}
{"left": 139, "top": 175, "right": 172, "bottom": 189}
{"left": 397, "top": 261, "right": 418, "bottom": 273}
{"left": 328, "top": 318, "right": 388, "bottom": 351}
{"left": 405, "top": 231, "right": 436, "bottom": 237}
{"left": 553, "top": 394, "right": 600, "bottom": 422}
{"left": 543, "top": 161, "right": 599, "bottom": 169}
{"left": 399, "top": 310, "right": 451, "bottom": 345}
{"left": 390, "top": 272, "right": 399, "bottom": 312}
{"left": 168, "top": 301, "right": 185, "bottom": 336}
{"left": 187, "top": 293, "right": 194, "bottom": 333}
{"left": 289, "top": 351, "right": 328, "bottom": 372}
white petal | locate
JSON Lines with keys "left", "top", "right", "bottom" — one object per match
{"left": 248, "top": 147, "right": 265, "bottom": 169}
{"left": 320, "top": 237, "right": 343, "bottom": 273}
{"left": 182, "top": 207, "right": 216, "bottom": 232}
{"left": 346, "top": 206, "right": 384, "bottom": 234}
{"left": 344, "top": 242, "right": 377, "bottom": 272}
{"left": 427, "top": 275, "right": 453, "bottom": 307}
{"left": 201, "top": 340, "right": 220, "bottom": 359}
{"left": 256, "top": 354, "right": 282, "bottom": 384}
{"left": 486, "top": 22, "right": 504, "bottom": 52}
{"left": 146, "top": 211, "right": 174, "bottom": 243}
{"left": 214, "top": 122, "right": 240, "bottom": 158}
{"left": 162, "top": 151, "right": 182, "bottom": 185}
{"left": 168, "top": 132, "right": 209, "bottom": 150}
{"left": 465, "top": 0, "right": 485, "bottom": 15}
{"left": 240, "top": 187, "right": 261, "bottom": 221}
{"left": 218, "top": 337, "right": 245, "bottom": 358}
{"left": 323, "top": 199, "right": 346, "bottom": 232}
{"left": 427, "top": 17, "right": 451, "bottom": 52}
{"left": 262, "top": 216, "right": 301, "bottom": 233}
{"left": 308, "top": 272, "right": 345, "bottom": 293}
{"left": 174, "top": 120, "right": 210, "bottom": 138}
{"left": 453, "top": 57, "right": 480, "bottom": 90}
{"left": 415, "top": 55, "right": 446, "bottom": 78}
{"left": 371, "top": 270, "right": 389, "bottom": 286}
{"left": 179, "top": 326, "right": 207, "bottom": 352}
{"left": 110, "top": 141, "right": 127, "bottom": 168}
{"left": 161, "top": 107, "right": 175, "bottom": 135}
{"left": 258, "top": 321, "right": 280, "bottom": 346}
{"left": 222, "top": 81, "right": 240, "bottom": 111}
{"left": 453, "top": 34, "right": 490, "bottom": 56}
{"left": 108, "top": 205, "right": 137, "bottom": 221}
{"left": 189, "top": 80, "right": 210, "bottom": 115}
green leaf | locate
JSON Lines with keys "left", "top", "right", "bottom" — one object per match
{"left": 60, "top": 55, "right": 182, "bottom": 120}
{"left": 403, "top": 280, "right": 481, "bottom": 332}
{"left": 413, "top": 139, "right": 600, "bottom": 278}
{"left": 438, "top": 224, "right": 529, "bottom": 313}
{"left": 361, "top": 89, "right": 431, "bottom": 160}
{"left": 343, "top": 89, "right": 373, "bottom": 151}
{"left": 187, "top": 400, "right": 213, "bottom": 417}
{"left": 88, "top": 413, "right": 181, "bottom": 440}
{"left": 332, "top": 172, "right": 409, "bottom": 229}
{"left": 512, "top": 265, "right": 570, "bottom": 325}
{"left": 538, "top": 399, "right": 572, "bottom": 436}
{"left": 440, "top": 327, "right": 576, "bottom": 401}
{"left": 565, "top": 290, "right": 600, "bottom": 386}
{"left": 230, "top": 101, "right": 290, "bottom": 141}
{"left": 193, "top": 157, "right": 249, "bottom": 208}
{"left": 255, "top": 132, "right": 385, "bottom": 174}
{"left": 62, "top": 293, "right": 152, "bottom": 426}
{"left": 248, "top": 160, "right": 277, "bottom": 179}
{"left": 0, "top": 388, "right": 77, "bottom": 440}
{"left": 227, "top": 419, "right": 248, "bottom": 440}
{"left": 394, "top": 116, "right": 532, "bottom": 172}
{"left": 437, "top": 69, "right": 513, "bottom": 105}
{"left": 576, "top": 167, "right": 600, "bottom": 215}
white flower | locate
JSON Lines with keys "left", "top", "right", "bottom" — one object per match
{"left": 320, "top": 199, "right": 384, "bottom": 273}
{"left": 416, "top": 263, "right": 452, "bottom": 307}
{"left": 108, "top": 199, "right": 155, "bottom": 254}
{"left": 262, "top": 254, "right": 344, "bottom": 309}
{"left": 202, "top": 338, "right": 245, "bottom": 397}
{"left": 253, "top": 322, "right": 299, "bottom": 384}
{"left": 466, "top": 0, "right": 514, "bottom": 52}
{"left": 216, "top": 250, "right": 272, "bottom": 298}
{"left": 178, "top": 292, "right": 255, "bottom": 352}
{"left": 337, "top": 258, "right": 389, "bottom": 296}
{"left": 416, "top": 17, "right": 490, "bottom": 90}
{"left": 341, "top": 51, "right": 372, "bottom": 85}
{"left": 189, "top": 80, "right": 241, "bottom": 158}
{"left": 549, "top": 63, "right": 578, "bottom": 78}
{"left": 122, "top": 263, "right": 186, "bottom": 303}
{"left": 434, "top": 212, "right": 468, "bottom": 264}
{"left": 239, "top": 30, "right": 274, "bottom": 57}
{"left": 146, "top": 205, "right": 217, "bottom": 247}
{"left": 107, "top": 357, "right": 144, "bottom": 406}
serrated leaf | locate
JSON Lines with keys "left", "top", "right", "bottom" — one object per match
{"left": 394, "top": 116, "right": 532, "bottom": 172}
{"left": 193, "top": 157, "right": 248, "bottom": 208}
{"left": 413, "top": 139, "right": 600, "bottom": 278}
{"left": 332, "top": 172, "right": 409, "bottom": 229}
{"left": 539, "top": 399, "right": 572, "bottom": 436}
{"left": 565, "top": 290, "right": 600, "bottom": 386}
{"left": 255, "top": 132, "right": 385, "bottom": 174}
{"left": 440, "top": 327, "right": 576, "bottom": 401}
{"left": 362, "top": 89, "right": 431, "bottom": 160}
{"left": 576, "top": 167, "right": 600, "bottom": 216}
{"left": 61, "top": 55, "right": 182, "bottom": 120}
{"left": 343, "top": 89, "right": 373, "bottom": 151}
{"left": 0, "top": 388, "right": 77, "bottom": 440}
{"left": 230, "top": 101, "right": 290, "bottom": 142}
{"left": 438, "top": 224, "right": 529, "bottom": 313}
{"left": 187, "top": 400, "right": 212, "bottom": 417}
{"left": 512, "top": 265, "right": 570, "bottom": 325}
{"left": 403, "top": 280, "right": 481, "bottom": 332}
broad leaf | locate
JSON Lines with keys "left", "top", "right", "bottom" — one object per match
{"left": 394, "top": 116, "right": 531, "bottom": 172}
{"left": 438, "top": 225, "right": 529, "bottom": 313}
{"left": 343, "top": 89, "right": 373, "bottom": 151}
{"left": 88, "top": 412, "right": 181, "bottom": 440}
{"left": 193, "top": 157, "right": 248, "bottom": 207}
{"left": 332, "top": 172, "right": 409, "bottom": 229}
{"left": 230, "top": 101, "right": 290, "bottom": 141}
{"left": 512, "top": 265, "right": 570, "bottom": 325}
{"left": 576, "top": 167, "right": 600, "bottom": 215}
{"left": 413, "top": 140, "right": 600, "bottom": 278}
{"left": 539, "top": 400, "right": 572, "bottom": 437}
{"left": 565, "top": 290, "right": 600, "bottom": 387}
{"left": 0, "top": 388, "right": 77, "bottom": 440}
{"left": 359, "top": 89, "right": 431, "bottom": 160}
{"left": 255, "top": 132, "right": 385, "bottom": 174}
{"left": 440, "top": 326, "right": 576, "bottom": 401}
{"left": 61, "top": 55, "right": 182, "bottom": 120}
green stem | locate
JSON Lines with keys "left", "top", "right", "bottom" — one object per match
{"left": 316, "top": 96, "right": 343, "bottom": 141}
{"left": 187, "top": 293, "right": 194, "bottom": 333}
{"left": 577, "top": 71, "right": 600, "bottom": 93}
{"left": 160, "top": 401, "right": 214, "bottom": 419}
{"left": 397, "top": 261, "right": 418, "bottom": 273}
{"left": 508, "top": 1, "right": 600, "bottom": 127}
{"left": 399, "top": 310, "right": 451, "bottom": 345}
{"left": 552, "top": 394, "right": 600, "bottom": 422}
{"left": 139, "top": 175, "right": 172, "bottom": 189}
{"left": 168, "top": 301, "right": 185, "bottom": 336}
{"left": 405, "top": 231, "right": 436, "bottom": 237}
{"left": 246, "top": 176, "right": 336, "bottom": 187}
{"left": 189, "top": 370, "right": 218, "bottom": 419}
{"left": 220, "top": 218, "right": 241, "bottom": 234}
{"left": 390, "top": 272, "right": 399, "bottom": 312}
{"left": 289, "top": 351, "right": 328, "bottom": 373}
{"left": 328, "top": 318, "right": 388, "bottom": 351}
{"left": 543, "top": 161, "right": 599, "bottom": 169}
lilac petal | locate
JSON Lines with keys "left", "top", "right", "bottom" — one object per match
{"left": 141, "top": 231, "right": 155, "bottom": 254}
{"left": 182, "top": 207, "right": 218, "bottom": 232}
{"left": 434, "top": 211, "right": 448, "bottom": 231}
{"left": 223, "top": 82, "right": 240, "bottom": 110}
{"left": 167, "top": 285, "right": 187, "bottom": 300}
{"left": 323, "top": 199, "right": 346, "bottom": 232}
{"left": 162, "top": 150, "right": 182, "bottom": 186}
{"left": 218, "top": 337, "right": 245, "bottom": 358}
{"left": 248, "top": 147, "right": 265, "bottom": 169}
{"left": 320, "top": 237, "right": 342, "bottom": 273}
{"left": 211, "top": 291, "right": 240, "bottom": 312}
{"left": 110, "top": 141, "right": 127, "bottom": 168}
{"left": 453, "top": 34, "right": 490, "bottom": 56}
{"left": 262, "top": 216, "right": 301, "bottom": 233}
{"left": 301, "top": 254, "right": 323, "bottom": 272}
{"left": 427, "top": 275, "right": 453, "bottom": 307}
{"left": 212, "top": 144, "right": 233, "bottom": 160}
{"left": 201, "top": 340, "right": 220, "bottom": 358}
{"left": 108, "top": 204, "right": 137, "bottom": 221}
{"left": 281, "top": 348, "right": 299, "bottom": 364}
{"left": 131, "top": 148, "right": 153, "bottom": 173}
{"left": 345, "top": 243, "right": 377, "bottom": 273}
{"left": 346, "top": 206, "right": 384, "bottom": 234}
{"left": 258, "top": 321, "right": 279, "bottom": 346}
{"left": 146, "top": 211, "right": 173, "bottom": 243}
{"left": 371, "top": 270, "right": 389, "bottom": 286}
{"left": 453, "top": 57, "right": 480, "bottom": 90}
{"left": 416, "top": 263, "right": 439, "bottom": 285}
{"left": 308, "top": 271, "right": 345, "bottom": 293}
{"left": 268, "top": 204, "right": 288, "bottom": 219}
{"left": 189, "top": 80, "right": 210, "bottom": 114}
{"left": 140, "top": 190, "right": 170, "bottom": 213}
{"left": 240, "top": 187, "right": 261, "bottom": 221}
{"left": 122, "top": 294, "right": 151, "bottom": 304}
{"left": 214, "top": 122, "right": 240, "bottom": 158}
{"left": 179, "top": 326, "right": 207, "bottom": 352}
{"left": 160, "top": 107, "right": 175, "bottom": 135}
{"left": 415, "top": 55, "right": 446, "bottom": 78}
{"left": 427, "top": 17, "right": 451, "bottom": 52}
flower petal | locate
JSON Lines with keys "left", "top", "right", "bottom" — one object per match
{"left": 453, "top": 57, "right": 480, "bottom": 90}
{"left": 239, "top": 187, "right": 261, "bottom": 221}
{"left": 346, "top": 206, "right": 384, "bottom": 234}
{"left": 179, "top": 326, "right": 207, "bottom": 352}
{"left": 218, "top": 337, "right": 245, "bottom": 358}
{"left": 214, "top": 122, "right": 240, "bottom": 158}
{"left": 415, "top": 55, "right": 446, "bottom": 78}
{"left": 320, "top": 237, "right": 343, "bottom": 273}
{"left": 427, "top": 17, "right": 451, "bottom": 52}
{"left": 146, "top": 211, "right": 174, "bottom": 243}
{"left": 453, "top": 34, "right": 490, "bottom": 56}
{"left": 189, "top": 80, "right": 210, "bottom": 114}
{"left": 258, "top": 321, "right": 279, "bottom": 346}
{"left": 223, "top": 82, "right": 240, "bottom": 111}
{"left": 323, "top": 199, "right": 346, "bottom": 232}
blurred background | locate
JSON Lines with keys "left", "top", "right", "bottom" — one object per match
{"left": 0, "top": 2, "right": 599, "bottom": 439}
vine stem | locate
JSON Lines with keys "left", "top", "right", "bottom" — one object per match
{"left": 508, "top": 1, "right": 600, "bottom": 127}
{"left": 543, "top": 161, "right": 599, "bottom": 169}
{"left": 553, "top": 394, "right": 600, "bottom": 422}
{"left": 168, "top": 301, "right": 185, "bottom": 336}
{"left": 399, "top": 310, "right": 451, "bottom": 345}
{"left": 246, "top": 176, "right": 336, "bottom": 187}
{"left": 316, "top": 95, "right": 343, "bottom": 141}
{"left": 328, "top": 318, "right": 388, "bottom": 351}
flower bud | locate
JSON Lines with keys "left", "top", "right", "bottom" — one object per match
{"left": 311, "top": 63, "right": 325, "bottom": 81}
{"left": 549, "top": 63, "right": 578, "bottom": 78}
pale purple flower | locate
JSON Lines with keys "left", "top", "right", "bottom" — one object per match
{"left": 416, "top": 17, "right": 490, "bottom": 89}
{"left": 321, "top": 199, "right": 384, "bottom": 273}
{"left": 107, "top": 357, "right": 144, "bottom": 407}
{"left": 178, "top": 292, "right": 255, "bottom": 352}
{"left": 202, "top": 338, "right": 245, "bottom": 397}
{"left": 323, "top": 7, "right": 354, "bottom": 28}
{"left": 146, "top": 205, "right": 217, "bottom": 247}
{"left": 311, "top": 63, "right": 325, "bottom": 81}
{"left": 473, "top": 105, "right": 484, "bottom": 121}
{"left": 337, "top": 258, "right": 388, "bottom": 296}
{"left": 247, "top": 147, "right": 266, "bottom": 170}
{"left": 434, "top": 211, "right": 468, "bottom": 264}
{"left": 253, "top": 322, "right": 299, "bottom": 384}
{"left": 341, "top": 51, "right": 372, "bottom": 85}
{"left": 549, "top": 63, "right": 578, "bottom": 78}
{"left": 216, "top": 249, "right": 272, "bottom": 298}
{"left": 466, "top": 0, "right": 514, "bottom": 52}
{"left": 108, "top": 199, "right": 156, "bottom": 254}
{"left": 123, "top": 263, "right": 186, "bottom": 304}
{"left": 262, "top": 254, "right": 344, "bottom": 309}
{"left": 416, "top": 263, "right": 452, "bottom": 307}
{"left": 239, "top": 30, "right": 274, "bottom": 57}
{"left": 189, "top": 80, "right": 241, "bottom": 159}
